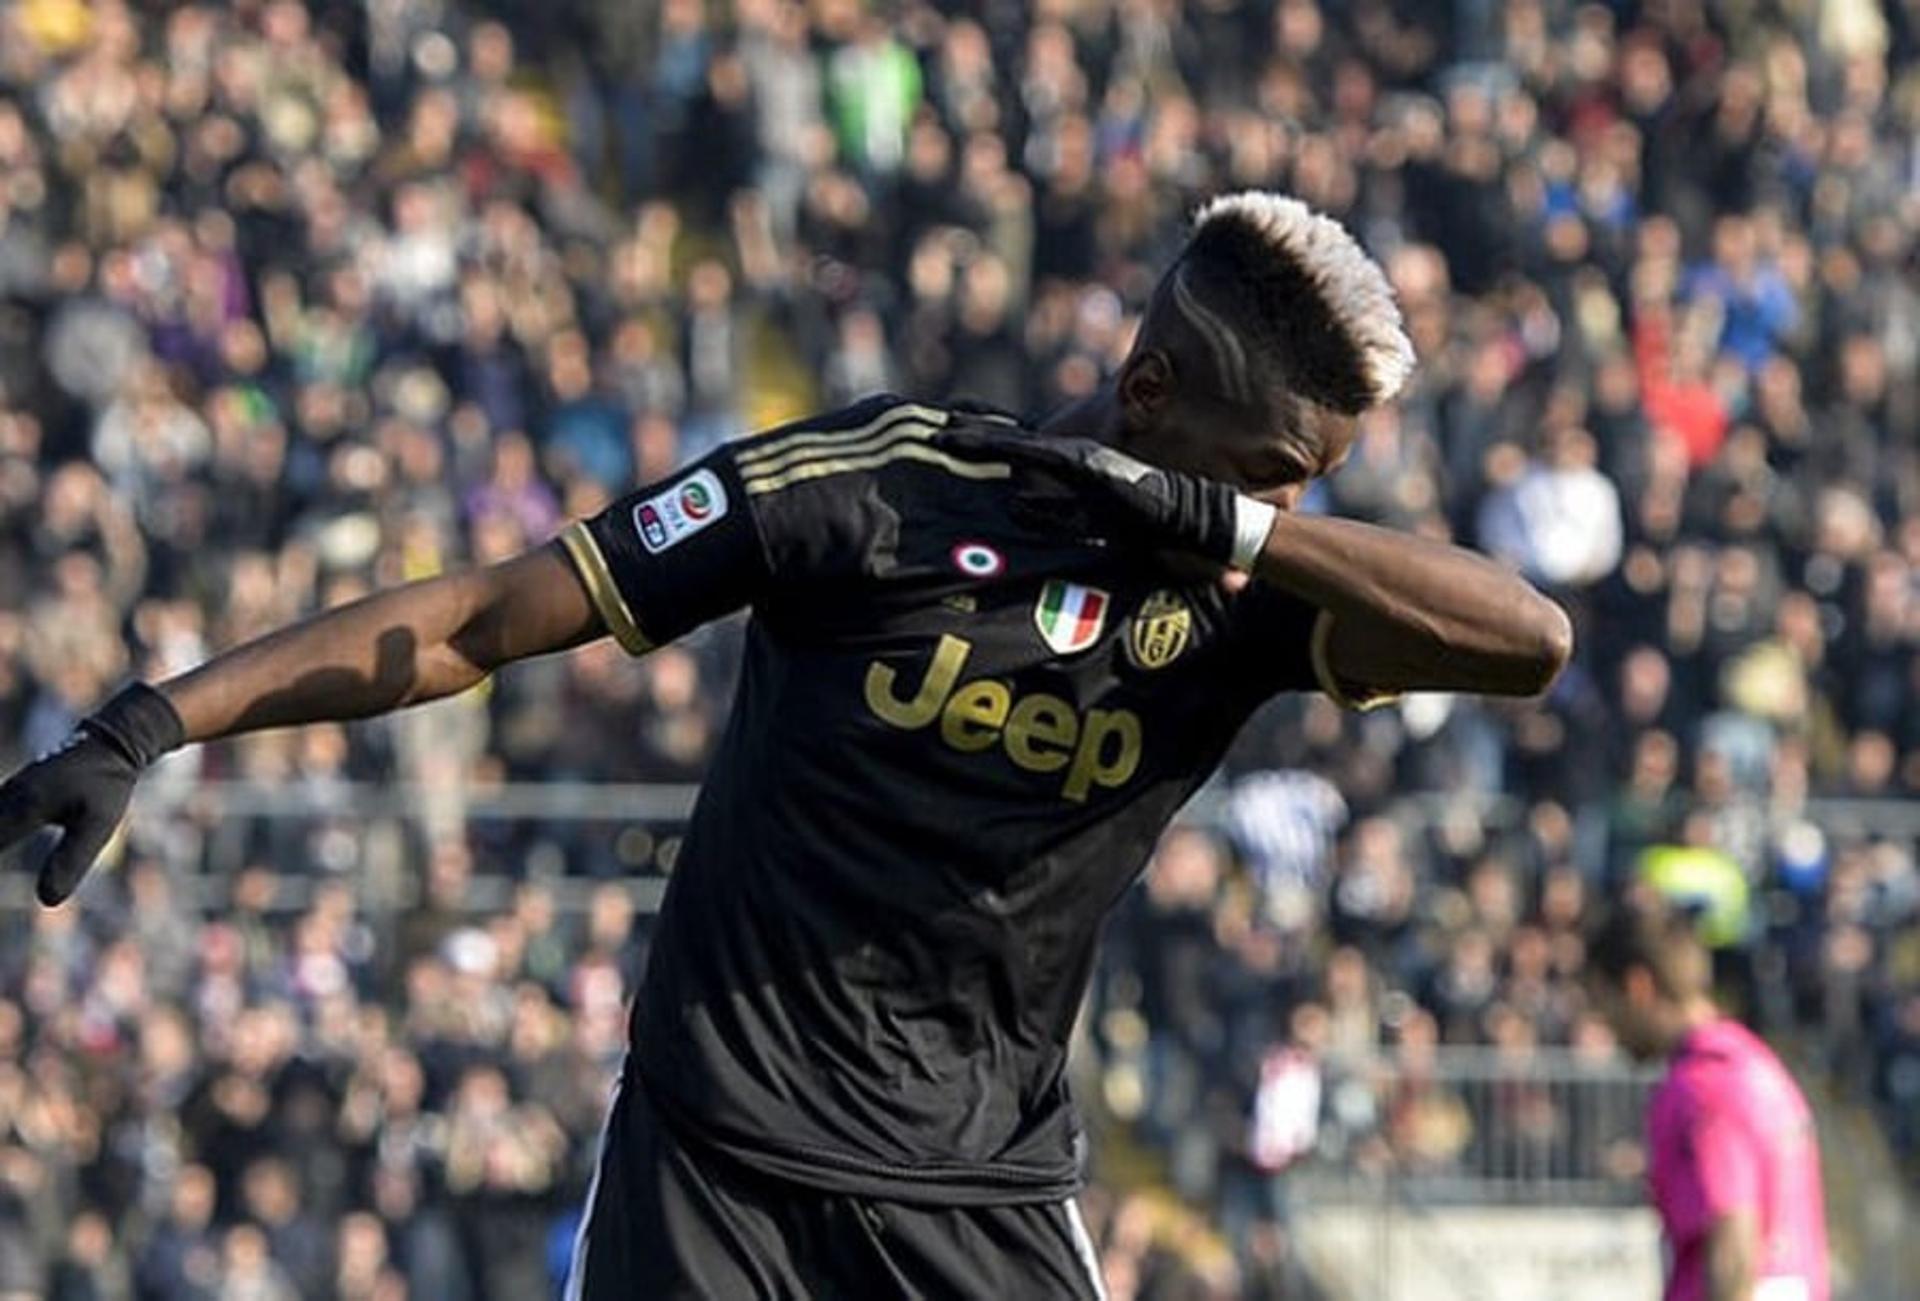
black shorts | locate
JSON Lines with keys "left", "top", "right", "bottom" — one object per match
{"left": 563, "top": 1079, "right": 1107, "bottom": 1300}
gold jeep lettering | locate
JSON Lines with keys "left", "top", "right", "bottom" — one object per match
{"left": 863, "top": 635, "right": 1143, "bottom": 802}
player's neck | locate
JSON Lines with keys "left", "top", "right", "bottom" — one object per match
{"left": 1664, "top": 997, "right": 1725, "bottom": 1053}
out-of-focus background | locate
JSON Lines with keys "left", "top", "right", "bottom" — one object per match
{"left": 0, "top": 0, "right": 1917, "bottom": 1297}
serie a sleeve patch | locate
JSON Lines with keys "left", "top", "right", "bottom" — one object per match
{"left": 634, "top": 468, "right": 730, "bottom": 554}
{"left": 566, "top": 449, "right": 768, "bottom": 654}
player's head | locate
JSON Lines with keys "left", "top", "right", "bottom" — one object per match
{"left": 1116, "top": 192, "right": 1414, "bottom": 500}
{"left": 1585, "top": 900, "right": 1713, "bottom": 1060}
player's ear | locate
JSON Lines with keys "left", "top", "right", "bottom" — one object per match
{"left": 1623, "top": 966, "right": 1657, "bottom": 1009}
{"left": 1118, "top": 349, "right": 1175, "bottom": 423}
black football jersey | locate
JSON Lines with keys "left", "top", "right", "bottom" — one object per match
{"left": 558, "top": 395, "right": 1367, "bottom": 1205}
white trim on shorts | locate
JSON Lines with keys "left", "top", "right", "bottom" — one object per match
{"left": 1064, "top": 1199, "right": 1108, "bottom": 1301}
{"left": 563, "top": 1071, "right": 623, "bottom": 1301}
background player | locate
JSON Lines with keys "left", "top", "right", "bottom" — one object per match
{"left": 0, "top": 192, "right": 1569, "bottom": 1296}
{"left": 1589, "top": 901, "right": 1830, "bottom": 1301}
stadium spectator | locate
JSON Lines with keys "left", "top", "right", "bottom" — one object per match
{"left": 0, "top": 0, "right": 1914, "bottom": 1293}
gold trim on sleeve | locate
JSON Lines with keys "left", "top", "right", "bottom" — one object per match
{"left": 1310, "top": 609, "right": 1399, "bottom": 712}
{"left": 558, "top": 522, "right": 653, "bottom": 656}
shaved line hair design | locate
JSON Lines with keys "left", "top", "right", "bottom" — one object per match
{"left": 1169, "top": 265, "right": 1256, "bottom": 406}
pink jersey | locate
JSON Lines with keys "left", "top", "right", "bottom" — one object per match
{"left": 1647, "top": 1019, "right": 1828, "bottom": 1301}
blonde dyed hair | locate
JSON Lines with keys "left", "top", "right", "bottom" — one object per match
{"left": 1164, "top": 191, "right": 1416, "bottom": 414}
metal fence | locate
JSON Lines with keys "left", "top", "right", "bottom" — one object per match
{"left": 1296, "top": 1048, "right": 1660, "bottom": 1207}
{"left": 0, "top": 779, "right": 709, "bottom": 911}
{"left": 93, "top": 777, "right": 1920, "bottom": 888}
{"left": 1285, "top": 1050, "right": 1665, "bottom": 1301}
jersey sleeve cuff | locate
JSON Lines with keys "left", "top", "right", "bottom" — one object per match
{"left": 1310, "top": 609, "right": 1399, "bottom": 712}
{"left": 559, "top": 521, "right": 654, "bottom": 657}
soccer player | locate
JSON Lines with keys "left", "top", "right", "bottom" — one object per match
{"left": 1589, "top": 903, "right": 1829, "bottom": 1301}
{"left": 0, "top": 193, "right": 1571, "bottom": 1297}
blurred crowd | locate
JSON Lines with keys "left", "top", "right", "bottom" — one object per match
{"left": 1, "top": 0, "right": 1919, "bottom": 1296}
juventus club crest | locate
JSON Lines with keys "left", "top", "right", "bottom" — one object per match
{"left": 1033, "top": 581, "right": 1110, "bottom": 656}
{"left": 1127, "top": 590, "right": 1193, "bottom": 671}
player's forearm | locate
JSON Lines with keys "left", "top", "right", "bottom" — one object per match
{"left": 157, "top": 543, "right": 600, "bottom": 744}
{"left": 157, "top": 570, "right": 506, "bottom": 743}
{"left": 1253, "top": 512, "right": 1572, "bottom": 696}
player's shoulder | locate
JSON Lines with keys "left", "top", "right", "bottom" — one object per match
{"left": 722, "top": 392, "right": 1031, "bottom": 512}
{"left": 732, "top": 393, "right": 934, "bottom": 453}
{"left": 1662, "top": 1036, "right": 1764, "bottom": 1119}
{"left": 718, "top": 393, "right": 1031, "bottom": 580}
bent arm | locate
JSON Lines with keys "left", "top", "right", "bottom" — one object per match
{"left": 1254, "top": 513, "right": 1572, "bottom": 701}
{"left": 159, "top": 542, "right": 604, "bottom": 744}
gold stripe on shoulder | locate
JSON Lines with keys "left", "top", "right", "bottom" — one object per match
{"left": 1310, "top": 608, "right": 1397, "bottom": 712}
{"left": 743, "top": 443, "right": 1009, "bottom": 496}
{"left": 736, "top": 415, "right": 940, "bottom": 482}
{"left": 558, "top": 522, "right": 653, "bottom": 656}
{"left": 733, "top": 402, "right": 950, "bottom": 470}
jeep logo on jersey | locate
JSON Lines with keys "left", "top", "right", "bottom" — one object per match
{"left": 634, "top": 469, "right": 728, "bottom": 554}
{"left": 1128, "top": 590, "right": 1192, "bottom": 671}
{"left": 1033, "top": 581, "right": 1109, "bottom": 656}
{"left": 863, "top": 634, "right": 1142, "bottom": 802}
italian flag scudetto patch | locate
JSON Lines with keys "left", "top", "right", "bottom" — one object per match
{"left": 1034, "top": 581, "right": 1110, "bottom": 655}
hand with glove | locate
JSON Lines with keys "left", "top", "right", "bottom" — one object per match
{"left": 0, "top": 683, "right": 184, "bottom": 905}
{"left": 933, "top": 427, "right": 1277, "bottom": 571}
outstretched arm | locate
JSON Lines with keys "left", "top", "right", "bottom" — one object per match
{"left": 160, "top": 541, "right": 600, "bottom": 742}
{"left": 1252, "top": 513, "right": 1572, "bottom": 702}
{"left": 0, "top": 542, "right": 605, "bottom": 903}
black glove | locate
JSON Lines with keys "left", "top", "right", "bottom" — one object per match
{"left": 934, "top": 428, "right": 1272, "bottom": 569}
{"left": 0, "top": 683, "right": 184, "bottom": 905}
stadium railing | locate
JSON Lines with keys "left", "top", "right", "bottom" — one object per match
{"left": 15, "top": 779, "right": 1903, "bottom": 916}
{"left": 1297, "top": 1047, "right": 1659, "bottom": 1207}
{"left": 1285, "top": 1049, "right": 1664, "bottom": 1301}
